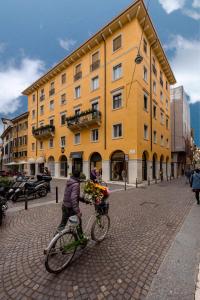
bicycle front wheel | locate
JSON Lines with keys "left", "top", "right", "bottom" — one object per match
{"left": 45, "top": 231, "right": 77, "bottom": 274}
{"left": 91, "top": 214, "right": 110, "bottom": 242}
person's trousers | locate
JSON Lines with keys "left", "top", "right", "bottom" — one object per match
{"left": 56, "top": 205, "right": 83, "bottom": 236}
{"left": 195, "top": 191, "right": 200, "bottom": 204}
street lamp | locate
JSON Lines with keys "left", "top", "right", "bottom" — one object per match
{"left": 135, "top": 52, "right": 143, "bottom": 64}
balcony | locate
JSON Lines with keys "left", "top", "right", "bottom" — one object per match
{"left": 49, "top": 88, "right": 55, "bottom": 96}
{"left": 66, "top": 109, "right": 101, "bottom": 131}
{"left": 74, "top": 71, "right": 82, "bottom": 81}
{"left": 90, "top": 60, "right": 100, "bottom": 72}
{"left": 32, "top": 125, "right": 55, "bottom": 139}
{"left": 152, "top": 65, "right": 157, "bottom": 76}
{"left": 40, "top": 94, "right": 45, "bottom": 101}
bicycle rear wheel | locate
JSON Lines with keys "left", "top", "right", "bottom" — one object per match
{"left": 45, "top": 231, "right": 77, "bottom": 274}
{"left": 91, "top": 214, "right": 110, "bottom": 242}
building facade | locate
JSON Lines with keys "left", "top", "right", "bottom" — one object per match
{"left": 1, "top": 113, "right": 29, "bottom": 174}
{"left": 170, "top": 86, "right": 192, "bottom": 177}
{"left": 23, "top": 0, "right": 176, "bottom": 183}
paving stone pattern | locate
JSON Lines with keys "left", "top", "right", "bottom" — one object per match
{"left": 0, "top": 178, "right": 194, "bottom": 300}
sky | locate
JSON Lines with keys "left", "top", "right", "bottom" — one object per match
{"left": 0, "top": 0, "right": 200, "bottom": 137}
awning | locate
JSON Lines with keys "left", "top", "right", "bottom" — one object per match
{"left": 4, "top": 162, "right": 18, "bottom": 166}
{"left": 70, "top": 152, "right": 83, "bottom": 159}
{"left": 36, "top": 157, "right": 45, "bottom": 164}
{"left": 18, "top": 160, "right": 28, "bottom": 165}
{"left": 28, "top": 158, "right": 36, "bottom": 164}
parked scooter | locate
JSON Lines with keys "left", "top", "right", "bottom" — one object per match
{"left": 7, "top": 177, "right": 29, "bottom": 201}
{"left": 0, "top": 196, "right": 8, "bottom": 226}
{"left": 12, "top": 180, "right": 49, "bottom": 202}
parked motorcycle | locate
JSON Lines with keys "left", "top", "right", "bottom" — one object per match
{"left": 7, "top": 177, "right": 29, "bottom": 201}
{"left": 0, "top": 196, "right": 8, "bottom": 226}
{"left": 12, "top": 180, "right": 49, "bottom": 202}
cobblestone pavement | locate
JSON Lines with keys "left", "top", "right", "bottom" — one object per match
{"left": 0, "top": 178, "right": 194, "bottom": 300}
{"left": 8, "top": 179, "right": 133, "bottom": 210}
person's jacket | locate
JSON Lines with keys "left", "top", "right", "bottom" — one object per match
{"left": 90, "top": 170, "right": 97, "bottom": 181}
{"left": 191, "top": 173, "right": 200, "bottom": 190}
{"left": 63, "top": 177, "right": 80, "bottom": 213}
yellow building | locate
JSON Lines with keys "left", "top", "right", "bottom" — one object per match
{"left": 22, "top": 0, "right": 176, "bottom": 183}
{"left": 1, "top": 112, "right": 29, "bottom": 174}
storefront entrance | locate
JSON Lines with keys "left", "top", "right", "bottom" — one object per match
{"left": 110, "top": 150, "right": 126, "bottom": 181}
{"left": 60, "top": 155, "right": 68, "bottom": 177}
{"left": 142, "top": 151, "right": 148, "bottom": 181}
{"left": 90, "top": 152, "right": 102, "bottom": 174}
{"left": 152, "top": 153, "right": 157, "bottom": 179}
{"left": 70, "top": 152, "right": 83, "bottom": 173}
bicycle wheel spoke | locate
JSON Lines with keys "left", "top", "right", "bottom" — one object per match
{"left": 45, "top": 232, "right": 77, "bottom": 273}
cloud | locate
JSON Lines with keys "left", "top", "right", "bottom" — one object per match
{"left": 166, "top": 35, "right": 200, "bottom": 103}
{"left": 58, "top": 38, "right": 76, "bottom": 51}
{"left": 158, "top": 0, "right": 200, "bottom": 20}
{"left": 158, "top": 0, "right": 186, "bottom": 13}
{"left": 0, "top": 57, "right": 45, "bottom": 114}
{"left": 0, "top": 42, "right": 6, "bottom": 54}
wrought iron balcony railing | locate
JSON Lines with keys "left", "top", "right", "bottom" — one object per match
{"left": 74, "top": 71, "right": 82, "bottom": 81}
{"left": 90, "top": 60, "right": 100, "bottom": 72}
{"left": 66, "top": 109, "right": 101, "bottom": 131}
{"left": 32, "top": 125, "right": 55, "bottom": 139}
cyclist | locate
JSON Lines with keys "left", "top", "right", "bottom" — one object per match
{"left": 57, "top": 170, "right": 84, "bottom": 235}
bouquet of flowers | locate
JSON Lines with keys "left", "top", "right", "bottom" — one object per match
{"left": 83, "top": 180, "right": 109, "bottom": 205}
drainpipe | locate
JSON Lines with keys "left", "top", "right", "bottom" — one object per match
{"left": 36, "top": 89, "right": 39, "bottom": 157}
{"left": 101, "top": 33, "right": 107, "bottom": 150}
{"left": 150, "top": 39, "right": 157, "bottom": 152}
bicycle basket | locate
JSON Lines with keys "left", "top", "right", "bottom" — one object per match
{"left": 95, "top": 201, "right": 109, "bottom": 215}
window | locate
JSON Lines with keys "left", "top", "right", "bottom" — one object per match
{"left": 113, "top": 35, "right": 122, "bottom": 52}
{"left": 153, "top": 105, "right": 157, "bottom": 119}
{"left": 91, "top": 129, "right": 99, "bottom": 142}
{"left": 49, "top": 100, "right": 54, "bottom": 111}
{"left": 40, "top": 105, "right": 44, "bottom": 115}
{"left": 91, "top": 76, "right": 99, "bottom": 91}
{"left": 91, "top": 52, "right": 100, "bottom": 71}
{"left": 144, "top": 125, "right": 148, "bottom": 140}
{"left": 166, "top": 81, "right": 168, "bottom": 90}
{"left": 113, "top": 92, "right": 122, "bottom": 109}
{"left": 61, "top": 73, "right": 66, "bottom": 84}
{"left": 153, "top": 81, "right": 156, "bottom": 94}
{"left": 166, "top": 99, "right": 169, "bottom": 110}
{"left": 39, "top": 121, "right": 44, "bottom": 127}
{"left": 49, "top": 82, "right": 55, "bottom": 95}
{"left": 161, "top": 135, "right": 164, "bottom": 146}
{"left": 144, "top": 93, "right": 148, "bottom": 111}
{"left": 160, "top": 71, "right": 163, "bottom": 86}
{"left": 32, "top": 142, "right": 35, "bottom": 151}
{"left": 49, "top": 138, "right": 54, "bottom": 148}
{"left": 40, "top": 88, "right": 45, "bottom": 101}
{"left": 32, "top": 110, "right": 35, "bottom": 119}
{"left": 74, "top": 64, "right": 82, "bottom": 81}
{"left": 32, "top": 94, "right": 35, "bottom": 103}
{"left": 74, "top": 133, "right": 80, "bottom": 144}
{"left": 39, "top": 141, "right": 44, "bottom": 150}
{"left": 160, "top": 91, "right": 163, "bottom": 102}
{"left": 49, "top": 119, "right": 54, "bottom": 126}
{"left": 153, "top": 131, "right": 157, "bottom": 143}
{"left": 75, "top": 86, "right": 81, "bottom": 98}
{"left": 60, "top": 136, "right": 66, "bottom": 147}
{"left": 113, "top": 123, "right": 122, "bottom": 138}
{"left": 75, "top": 108, "right": 81, "bottom": 115}
{"left": 113, "top": 64, "right": 122, "bottom": 81}
{"left": 152, "top": 57, "right": 157, "bottom": 76}
{"left": 166, "top": 118, "right": 169, "bottom": 129}
{"left": 161, "top": 112, "right": 164, "bottom": 124}
{"left": 61, "top": 93, "right": 66, "bottom": 105}
{"left": 91, "top": 100, "right": 99, "bottom": 111}
{"left": 143, "top": 66, "right": 148, "bottom": 82}
{"left": 61, "top": 113, "right": 66, "bottom": 126}
{"left": 166, "top": 138, "right": 169, "bottom": 148}
{"left": 143, "top": 38, "right": 147, "bottom": 53}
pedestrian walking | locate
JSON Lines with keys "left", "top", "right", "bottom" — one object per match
{"left": 90, "top": 167, "right": 98, "bottom": 182}
{"left": 191, "top": 169, "right": 200, "bottom": 205}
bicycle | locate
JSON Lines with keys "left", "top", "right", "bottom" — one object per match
{"left": 44, "top": 200, "right": 110, "bottom": 274}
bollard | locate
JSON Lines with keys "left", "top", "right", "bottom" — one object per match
{"left": 170, "top": 175, "right": 171, "bottom": 181}
{"left": 25, "top": 195, "right": 28, "bottom": 210}
{"left": 155, "top": 177, "right": 157, "bottom": 184}
{"left": 167, "top": 176, "right": 169, "bottom": 181}
{"left": 136, "top": 178, "right": 138, "bottom": 188}
{"left": 56, "top": 187, "right": 58, "bottom": 203}
{"left": 148, "top": 177, "right": 150, "bottom": 186}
